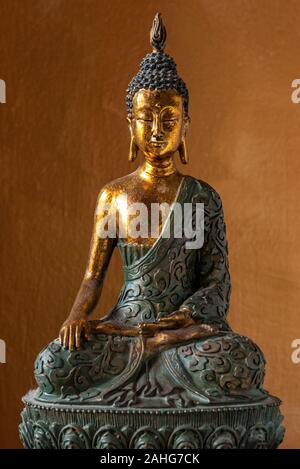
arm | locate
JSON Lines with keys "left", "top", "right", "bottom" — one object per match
{"left": 59, "top": 187, "right": 117, "bottom": 349}
{"left": 178, "top": 184, "right": 231, "bottom": 330}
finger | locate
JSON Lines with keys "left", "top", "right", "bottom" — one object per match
{"left": 158, "top": 317, "right": 165, "bottom": 322}
{"left": 142, "top": 322, "right": 156, "bottom": 330}
{"left": 75, "top": 325, "right": 81, "bottom": 349}
{"left": 141, "top": 323, "right": 158, "bottom": 334}
{"left": 142, "top": 328, "right": 155, "bottom": 337}
{"left": 158, "top": 313, "right": 180, "bottom": 323}
{"left": 201, "top": 324, "right": 215, "bottom": 334}
{"left": 59, "top": 328, "right": 64, "bottom": 344}
{"left": 158, "top": 315, "right": 173, "bottom": 322}
{"left": 138, "top": 323, "right": 150, "bottom": 336}
{"left": 69, "top": 325, "right": 75, "bottom": 351}
{"left": 139, "top": 322, "right": 148, "bottom": 328}
{"left": 63, "top": 327, "right": 69, "bottom": 349}
{"left": 84, "top": 322, "right": 93, "bottom": 341}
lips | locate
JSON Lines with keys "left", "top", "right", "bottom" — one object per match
{"left": 150, "top": 141, "right": 166, "bottom": 147}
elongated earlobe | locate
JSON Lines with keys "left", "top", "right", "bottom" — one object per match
{"left": 129, "top": 136, "right": 139, "bottom": 162}
{"left": 178, "top": 137, "right": 188, "bottom": 164}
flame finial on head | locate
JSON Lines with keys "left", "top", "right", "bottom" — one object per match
{"left": 150, "top": 13, "right": 167, "bottom": 53}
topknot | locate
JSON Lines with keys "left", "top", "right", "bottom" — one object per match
{"left": 126, "top": 13, "right": 189, "bottom": 116}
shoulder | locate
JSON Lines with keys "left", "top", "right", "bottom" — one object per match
{"left": 185, "top": 175, "right": 223, "bottom": 212}
{"left": 96, "top": 172, "right": 137, "bottom": 205}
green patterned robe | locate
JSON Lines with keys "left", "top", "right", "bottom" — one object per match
{"left": 34, "top": 175, "right": 267, "bottom": 407}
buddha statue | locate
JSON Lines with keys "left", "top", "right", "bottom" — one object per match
{"left": 20, "top": 14, "right": 284, "bottom": 449}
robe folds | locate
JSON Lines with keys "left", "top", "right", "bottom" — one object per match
{"left": 35, "top": 176, "right": 267, "bottom": 407}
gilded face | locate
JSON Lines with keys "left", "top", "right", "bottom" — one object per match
{"left": 128, "top": 89, "right": 189, "bottom": 159}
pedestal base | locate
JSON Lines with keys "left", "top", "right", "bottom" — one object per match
{"left": 20, "top": 390, "right": 284, "bottom": 449}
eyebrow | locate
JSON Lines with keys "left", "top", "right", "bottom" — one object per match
{"left": 135, "top": 104, "right": 180, "bottom": 112}
{"left": 161, "top": 106, "right": 180, "bottom": 112}
{"left": 136, "top": 106, "right": 151, "bottom": 111}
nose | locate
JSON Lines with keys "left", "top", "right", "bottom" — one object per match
{"left": 151, "top": 114, "right": 163, "bottom": 140}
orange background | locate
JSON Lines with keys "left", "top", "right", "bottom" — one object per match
{"left": 0, "top": 0, "right": 300, "bottom": 448}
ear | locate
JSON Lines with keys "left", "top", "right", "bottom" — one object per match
{"left": 182, "top": 115, "right": 191, "bottom": 137}
{"left": 127, "top": 115, "right": 133, "bottom": 135}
